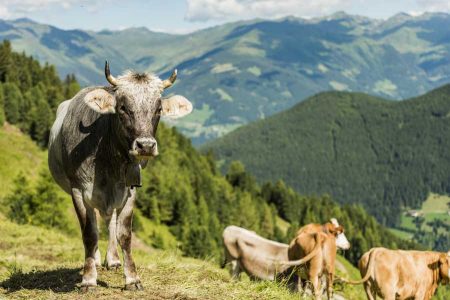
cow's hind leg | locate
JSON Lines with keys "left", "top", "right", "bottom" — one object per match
{"left": 72, "top": 189, "right": 99, "bottom": 292}
{"left": 117, "top": 192, "right": 143, "bottom": 291}
{"left": 326, "top": 272, "right": 334, "bottom": 300}
{"left": 103, "top": 209, "right": 121, "bottom": 270}
{"left": 309, "top": 272, "right": 322, "bottom": 300}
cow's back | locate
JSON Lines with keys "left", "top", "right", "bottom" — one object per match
{"left": 48, "top": 99, "right": 72, "bottom": 194}
{"left": 223, "top": 226, "right": 290, "bottom": 280}
{"left": 363, "top": 248, "right": 439, "bottom": 299}
{"left": 48, "top": 87, "right": 117, "bottom": 196}
{"left": 223, "top": 226, "right": 288, "bottom": 260}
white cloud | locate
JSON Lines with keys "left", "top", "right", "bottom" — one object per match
{"left": 416, "top": 0, "right": 450, "bottom": 12}
{"left": 0, "top": 0, "right": 111, "bottom": 19}
{"left": 185, "top": 0, "right": 354, "bottom": 22}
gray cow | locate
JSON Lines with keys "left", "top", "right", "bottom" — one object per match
{"left": 48, "top": 62, "right": 192, "bottom": 292}
{"left": 222, "top": 226, "right": 321, "bottom": 281}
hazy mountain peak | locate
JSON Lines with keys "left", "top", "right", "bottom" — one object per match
{"left": 11, "top": 17, "right": 36, "bottom": 24}
{"left": 328, "top": 11, "right": 350, "bottom": 19}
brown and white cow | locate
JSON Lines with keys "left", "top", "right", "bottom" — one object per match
{"left": 282, "top": 219, "right": 351, "bottom": 299}
{"left": 341, "top": 247, "right": 450, "bottom": 300}
{"left": 222, "top": 225, "right": 321, "bottom": 281}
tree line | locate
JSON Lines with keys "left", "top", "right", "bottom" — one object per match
{"left": 0, "top": 40, "right": 80, "bottom": 146}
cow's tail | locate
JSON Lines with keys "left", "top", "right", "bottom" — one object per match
{"left": 336, "top": 248, "right": 378, "bottom": 285}
{"left": 271, "top": 232, "right": 323, "bottom": 267}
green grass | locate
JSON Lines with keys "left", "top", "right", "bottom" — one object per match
{"left": 400, "top": 214, "right": 416, "bottom": 231}
{"left": 422, "top": 193, "right": 450, "bottom": 214}
{"left": 0, "top": 124, "right": 46, "bottom": 198}
{"left": 0, "top": 213, "right": 376, "bottom": 299}
{"left": 275, "top": 217, "right": 290, "bottom": 234}
{"left": 397, "top": 193, "right": 450, "bottom": 234}
{"left": 388, "top": 228, "right": 413, "bottom": 240}
{"left": 0, "top": 215, "right": 297, "bottom": 300}
{"left": 334, "top": 255, "right": 365, "bottom": 300}
{"left": 133, "top": 210, "right": 178, "bottom": 250}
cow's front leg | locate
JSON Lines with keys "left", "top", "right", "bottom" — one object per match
{"left": 72, "top": 189, "right": 99, "bottom": 292}
{"left": 230, "top": 260, "right": 241, "bottom": 280}
{"left": 104, "top": 209, "right": 121, "bottom": 269}
{"left": 117, "top": 191, "right": 143, "bottom": 290}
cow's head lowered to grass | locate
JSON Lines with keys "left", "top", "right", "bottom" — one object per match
{"left": 84, "top": 61, "right": 192, "bottom": 159}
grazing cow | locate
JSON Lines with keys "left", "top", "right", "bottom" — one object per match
{"left": 222, "top": 225, "right": 322, "bottom": 281}
{"left": 342, "top": 247, "right": 450, "bottom": 300}
{"left": 286, "top": 219, "right": 351, "bottom": 299}
{"left": 48, "top": 62, "right": 192, "bottom": 292}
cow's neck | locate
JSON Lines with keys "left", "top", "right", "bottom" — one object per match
{"left": 109, "top": 115, "right": 132, "bottom": 161}
{"left": 109, "top": 115, "right": 143, "bottom": 187}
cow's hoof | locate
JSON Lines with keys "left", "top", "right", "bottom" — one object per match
{"left": 80, "top": 285, "right": 96, "bottom": 293}
{"left": 124, "top": 282, "right": 144, "bottom": 291}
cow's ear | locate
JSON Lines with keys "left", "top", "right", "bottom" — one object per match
{"left": 84, "top": 89, "right": 116, "bottom": 114}
{"left": 161, "top": 95, "right": 192, "bottom": 119}
{"left": 329, "top": 225, "right": 343, "bottom": 236}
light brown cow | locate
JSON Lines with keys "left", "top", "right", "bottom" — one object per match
{"left": 283, "top": 219, "right": 351, "bottom": 299}
{"left": 342, "top": 247, "right": 450, "bottom": 300}
{"left": 222, "top": 225, "right": 322, "bottom": 281}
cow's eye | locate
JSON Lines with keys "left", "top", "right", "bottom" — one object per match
{"left": 119, "top": 105, "right": 127, "bottom": 114}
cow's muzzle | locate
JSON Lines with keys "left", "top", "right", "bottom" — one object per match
{"left": 129, "top": 137, "right": 158, "bottom": 158}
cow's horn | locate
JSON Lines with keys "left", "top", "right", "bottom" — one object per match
{"left": 163, "top": 69, "right": 177, "bottom": 89}
{"left": 105, "top": 60, "right": 118, "bottom": 86}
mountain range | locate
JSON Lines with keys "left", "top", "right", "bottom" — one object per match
{"left": 204, "top": 84, "right": 450, "bottom": 227}
{"left": 3, "top": 12, "right": 450, "bottom": 143}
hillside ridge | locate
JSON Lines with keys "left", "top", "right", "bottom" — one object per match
{"left": 204, "top": 84, "right": 450, "bottom": 226}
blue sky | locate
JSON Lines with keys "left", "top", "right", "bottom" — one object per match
{"left": 0, "top": 0, "right": 449, "bottom": 33}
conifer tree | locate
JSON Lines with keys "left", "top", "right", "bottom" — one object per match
{"left": 285, "top": 221, "right": 299, "bottom": 243}
{"left": 3, "top": 82, "right": 22, "bottom": 124}
{"left": 261, "top": 203, "right": 275, "bottom": 238}
{"left": 64, "top": 74, "right": 81, "bottom": 99}
{"left": 6, "top": 173, "right": 34, "bottom": 224}
{"left": 0, "top": 84, "right": 5, "bottom": 125}
{"left": 148, "top": 196, "right": 160, "bottom": 225}
{"left": 28, "top": 97, "right": 52, "bottom": 147}
{"left": 197, "top": 196, "right": 209, "bottom": 227}
{"left": 32, "top": 169, "right": 69, "bottom": 231}
{"left": 0, "top": 41, "right": 13, "bottom": 82}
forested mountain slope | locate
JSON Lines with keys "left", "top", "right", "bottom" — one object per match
{"left": 205, "top": 85, "right": 450, "bottom": 226}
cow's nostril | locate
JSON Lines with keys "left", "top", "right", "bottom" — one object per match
{"left": 135, "top": 140, "right": 144, "bottom": 150}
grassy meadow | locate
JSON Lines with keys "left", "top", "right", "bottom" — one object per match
{"left": 0, "top": 213, "right": 368, "bottom": 300}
